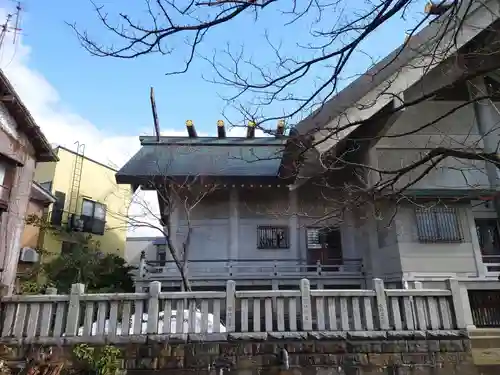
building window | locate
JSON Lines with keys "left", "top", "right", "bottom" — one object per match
{"left": 0, "top": 104, "right": 18, "bottom": 136}
{"left": 157, "top": 244, "right": 167, "bottom": 266}
{"left": 0, "top": 162, "right": 7, "bottom": 207}
{"left": 415, "top": 206, "right": 462, "bottom": 243}
{"left": 50, "top": 191, "right": 66, "bottom": 226}
{"left": 81, "top": 198, "right": 106, "bottom": 235}
{"left": 306, "top": 228, "right": 324, "bottom": 249}
{"left": 0, "top": 162, "right": 6, "bottom": 186}
{"left": 61, "top": 241, "right": 76, "bottom": 255}
{"left": 257, "top": 226, "right": 289, "bottom": 249}
{"left": 0, "top": 159, "right": 14, "bottom": 207}
{"left": 82, "top": 199, "right": 106, "bottom": 220}
{"left": 476, "top": 218, "right": 500, "bottom": 256}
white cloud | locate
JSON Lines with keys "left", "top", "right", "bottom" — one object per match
{"left": 0, "top": 9, "right": 268, "bottom": 238}
{"left": 0, "top": 8, "right": 162, "bottom": 237}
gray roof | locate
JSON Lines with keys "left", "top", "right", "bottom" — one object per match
{"left": 116, "top": 137, "right": 288, "bottom": 181}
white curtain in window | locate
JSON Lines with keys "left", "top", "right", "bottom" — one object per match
{"left": 0, "top": 162, "right": 6, "bottom": 186}
{"left": 94, "top": 203, "right": 106, "bottom": 220}
{"left": 81, "top": 200, "right": 94, "bottom": 216}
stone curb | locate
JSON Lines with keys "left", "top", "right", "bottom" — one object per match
{"left": 0, "top": 330, "right": 469, "bottom": 346}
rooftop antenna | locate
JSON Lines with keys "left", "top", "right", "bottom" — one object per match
{"left": 12, "top": 2, "right": 22, "bottom": 45}
{"left": 150, "top": 87, "right": 161, "bottom": 141}
{"left": 0, "top": 2, "right": 23, "bottom": 50}
{"left": 0, "top": 14, "right": 13, "bottom": 50}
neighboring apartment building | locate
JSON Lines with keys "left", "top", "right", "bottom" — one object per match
{"left": 0, "top": 70, "right": 58, "bottom": 295}
{"left": 117, "top": 1, "right": 500, "bottom": 296}
{"left": 34, "top": 146, "right": 132, "bottom": 259}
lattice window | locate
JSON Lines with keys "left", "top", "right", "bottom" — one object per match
{"left": 306, "top": 228, "right": 323, "bottom": 249}
{"left": 257, "top": 226, "right": 289, "bottom": 249}
{"left": 415, "top": 206, "right": 462, "bottom": 243}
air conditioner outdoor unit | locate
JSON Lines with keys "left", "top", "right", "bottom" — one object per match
{"left": 69, "top": 214, "right": 84, "bottom": 232}
{"left": 20, "top": 247, "right": 40, "bottom": 263}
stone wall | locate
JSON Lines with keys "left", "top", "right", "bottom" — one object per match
{"left": 2, "top": 331, "right": 479, "bottom": 375}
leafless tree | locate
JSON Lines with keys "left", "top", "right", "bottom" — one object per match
{"left": 70, "top": 1, "right": 444, "bottom": 118}
{"left": 72, "top": 2, "right": 475, "bottom": 114}
{"left": 108, "top": 162, "right": 218, "bottom": 292}
{"left": 75, "top": 0, "right": 500, "bottom": 217}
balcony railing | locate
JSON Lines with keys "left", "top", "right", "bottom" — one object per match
{"left": 469, "top": 289, "right": 500, "bottom": 327}
{"left": 482, "top": 254, "right": 500, "bottom": 273}
{"left": 137, "top": 258, "right": 363, "bottom": 281}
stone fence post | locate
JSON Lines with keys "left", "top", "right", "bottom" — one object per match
{"left": 226, "top": 280, "right": 236, "bottom": 332}
{"left": 300, "top": 278, "right": 312, "bottom": 330}
{"left": 147, "top": 281, "right": 161, "bottom": 334}
{"left": 374, "top": 278, "right": 389, "bottom": 330}
{"left": 446, "top": 278, "right": 475, "bottom": 330}
{"left": 65, "top": 283, "right": 85, "bottom": 336}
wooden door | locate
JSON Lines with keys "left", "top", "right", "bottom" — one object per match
{"left": 306, "top": 228, "right": 343, "bottom": 266}
{"left": 322, "top": 229, "right": 343, "bottom": 265}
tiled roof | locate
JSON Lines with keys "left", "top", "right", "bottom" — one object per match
{"left": 0, "top": 70, "right": 57, "bottom": 162}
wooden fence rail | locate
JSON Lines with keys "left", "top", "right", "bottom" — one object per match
{"left": 0, "top": 278, "right": 468, "bottom": 341}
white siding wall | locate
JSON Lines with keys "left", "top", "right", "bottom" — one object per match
{"left": 376, "top": 101, "right": 490, "bottom": 190}
{"left": 238, "top": 189, "right": 293, "bottom": 260}
{"left": 366, "top": 95, "right": 498, "bottom": 281}
{"left": 370, "top": 204, "right": 403, "bottom": 280}
{"left": 395, "top": 204, "right": 479, "bottom": 277}
{"left": 138, "top": 186, "right": 368, "bottom": 265}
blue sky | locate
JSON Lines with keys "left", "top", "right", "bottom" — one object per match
{"left": 0, "top": 0, "right": 429, "bottom": 236}
{"left": 14, "top": 0, "right": 427, "bottom": 143}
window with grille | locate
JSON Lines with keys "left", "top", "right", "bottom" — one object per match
{"left": 257, "top": 226, "right": 289, "bottom": 249}
{"left": 415, "top": 206, "right": 462, "bottom": 243}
